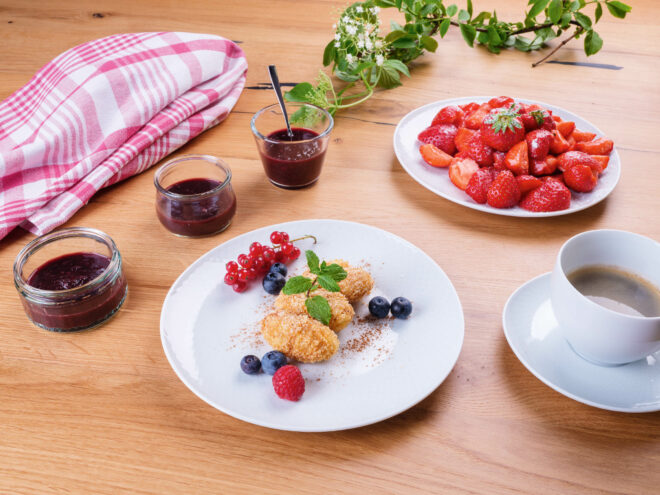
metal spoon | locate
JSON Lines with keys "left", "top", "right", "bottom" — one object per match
{"left": 268, "top": 65, "right": 294, "bottom": 139}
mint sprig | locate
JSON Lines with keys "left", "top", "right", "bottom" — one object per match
{"left": 281, "top": 250, "right": 348, "bottom": 325}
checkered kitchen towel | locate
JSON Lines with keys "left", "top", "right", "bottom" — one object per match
{"left": 0, "top": 32, "right": 247, "bottom": 240}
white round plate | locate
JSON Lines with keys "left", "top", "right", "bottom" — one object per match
{"left": 393, "top": 96, "right": 621, "bottom": 217}
{"left": 160, "top": 219, "right": 464, "bottom": 431}
{"left": 503, "top": 273, "right": 660, "bottom": 412}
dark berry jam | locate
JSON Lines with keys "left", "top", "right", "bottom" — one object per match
{"left": 156, "top": 178, "right": 236, "bottom": 237}
{"left": 28, "top": 252, "right": 109, "bottom": 291}
{"left": 259, "top": 127, "right": 327, "bottom": 188}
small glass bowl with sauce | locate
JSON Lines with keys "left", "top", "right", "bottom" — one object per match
{"left": 251, "top": 102, "right": 334, "bottom": 189}
{"left": 154, "top": 154, "right": 237, "bottom": 237}
{"left": 13, "top": 227, "right": 128, "bottom": 332}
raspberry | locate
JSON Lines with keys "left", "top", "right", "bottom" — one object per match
{"left": 272, "top": 365, "right": 305, "bottom": 401}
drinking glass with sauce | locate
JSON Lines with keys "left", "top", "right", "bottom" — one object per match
{"left": 154, "top": 155, "right": 237, "bottom": 237}
{"left": 251, "top": 102, "right": 334, "bottom": 189}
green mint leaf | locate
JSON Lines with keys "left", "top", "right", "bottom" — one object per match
{"left": 282, "top": 276, "right": 314, "bottom": 295}
{"left": 305, "top": 296, "right": 332, "bottom": 326}
{"left": 446, "top": 4, "right": 458, "bottom": 17}
{"left": 317, "top": 274, "right": 341, "bottom": 292}
{"left": 458, "top": 9, "right": 470, "bottom": 22}
{"left": 606, "top": 1, "right": 631, "bottom": 19}
{"left": 528, "top": 0, "right": 550, "bottom": 19}
{"left": 305, "top": 250, "right": 321, "bottom": 274}
{"left": 284, "top": 83, "right": 315, "bottom": 103}
{"left": 322, "top": 263, "right": 348, "bottom": 282}
{"left": 595, "top": 3, "right": 603, "bottom": 22}
{"left": 460, "top": 23, "right": 477, "bottom": 47}
{"left": 584, "top": 30, "right": 603, "bottom": 56}
{"left": 574, "top": 11, "right": 592, "bottom": 30}
{"left": 439, "top": 18, "right": 451, "bottom": 37}
{"left": 548, "top": 0, "right": 562, "bottom": 24}
{"left": 420, "top": 35, "right": 438, "bottom": 52}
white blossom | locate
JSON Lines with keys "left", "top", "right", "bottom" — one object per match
{"left": 365, "top": 39, "right": 373, "bottom": 50}
{"left": 357, "top": 40, "right": 365, "bottom": 49}
{"left": 334, "top": 42, "right": 340, "bottom": 47}
{"left": 332, "top": 23, "right": 337, "bottom": 29}
{"left": 335, "top": 33, "right": 341, "bottom": 41}
{"left": 346, "top": 25, "right": 357, "bottom": 35}
{"left": 375, "top": 40, "right": 383, "bottom": 49}
{"left": 372, "top": 6, "right": 380, "bottom": 14}
{"left": 342, "top": 16, "right": 351, "bottom": 23}
{"left": 376, "top": 54, "right": 384, "bottom": 66}
{"left": 346, "top": 54, "right": 354, "bottom": 63}
{"left": 355, "top": 6, "right": 363, "bottom": 13}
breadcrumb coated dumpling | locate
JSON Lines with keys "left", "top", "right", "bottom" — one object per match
{"left": 274, "top": 289, "right": 354, "bottom": 332}
{"left": 304, "top": 259, "right": 374, "bottom": 303}
{"left": 261, "top": 311, "right": 339, "bottom": 363}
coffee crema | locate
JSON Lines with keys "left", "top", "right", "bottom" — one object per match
{"left": 567, "top": 265, "right": 660, "bottom": 317}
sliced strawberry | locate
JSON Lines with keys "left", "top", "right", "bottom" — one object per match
{"left": 557, "top": 151, "right": 602, "bottom": 174}
{"left": 418, "top": 125, "right": 458, "bottom": 155}
{"left": 488, "top": 96, "right": 514, "bottom": 109}
{"left": 455, "top": 127, "right": 476, "bottom": 153}
{"left": 459, "top": 102, "right": 480, "bottom": 114}
{"left": 448, "top": 157, "right": 480, "bottom": 191}
{"left": 591, "top": 155, "right": 610, "bottom": 171}
{"left": 419, "top": 144, "right": 453, "bottom": 168}
{"left": 556, "top": 121, "right": 575, "bottom": 138}
{"left": 504, "top": 140, "right": 529, "bottom": 176}
{"left": 564, "top": 164, "right": 598, "bottom": 192}
{"left": 526, "top": 129, "right": 554, "bottom": 162}
{"left": 549, "top": 129, "right": 570, "bottom": 155}
{"left": 520, "top": 180, "right": 571, "bottom": 212}
{"left": 465, "top": 168, "right": 497, "bottom": 204}
{"left": 572, "top": 130, "right": 597, "bottom": 142}
{"left": 516, "top": 174, "right": 543, "bottom": 194}
{"left": 567, "top": 135, "right": 576, "bottom": 151}
{"left": 431, "top": 105, "right": 465, "bottom": 127}
{"left": 552, "top": 115, "right": 562, "bottom": 122}
{"left": 465, "top": 131, "right": 494, "bottom": 166}
{"left": 493, "top": 151, "right": 507, "bottom": 170}
{"left": 464, "top": 103, "right": 492, "bottom": 130}
{"left": 531, "top": 155, "right": 559, "bottom": 176}
{"left": 486, "top": 170, "right": 521, "bottom": 209}
{"left": 574, "top": 138, "right": 614, "bottom": 155}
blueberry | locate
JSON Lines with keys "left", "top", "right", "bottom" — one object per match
{"left": 262, "top": 350, "right": 287, "bottom": 375}
{"left": 240, "top": 355, "right": 261, "bottom": 375}
{"left": 269, "top": 262, "right": 287, "bottom": 277}
{"left": 262, "top": 271, "right": 286, "bottom": 295}
{"left": 390, "top": 297, "right": 412, "bottom": 319}
{"left": 368, "top": 296, "right": 390, "bottom": 318}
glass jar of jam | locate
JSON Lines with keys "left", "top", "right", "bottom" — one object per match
{"left": 13, "top": 227, "right": 128, "bottom": 332}
{"left": 154, "top": 154, "right": 237, "bottom": 237}
{"left": 251, "top": 102, "right": 333, "bottom": 189}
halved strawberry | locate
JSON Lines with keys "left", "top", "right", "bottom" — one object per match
{"left": 557, "top": 151, "right": 602, "bottom": 174}
{"left": 455, "top": 128, "right": 476, "bottom": 153}
{"left": 564, "top": 164, "right": 598, "bottom": 192}
{"left": 432, "top": 105, "right": 465, "bottom": 127}
{"left": 486, "top": 170, "right": 521, "bottom": 209}
{"left": 459, "top": 102, "right": 480, "bottom": 114}
{"left": 419, "top": 144, "right": 453, "bottom": 168}
{"left": 418, "top": 125, "right": 458, "bottom": 155}
{"left": 465, "top": 131, "right": 494, "bottom": 166}
{"left": 465, "top": 168, "right": 497, "bottom": 204}
{"left": 574, "top": 138, "right": 614, "bottom": 155}
{"left": 520, "top": 180, "right": 571, "bottom": 212}
{"left": 504, "top": 140, "right": 529, "bottom": 175}
{"left": 556, "top": 121, "right": 575, "bottom": 138}
{"left": 526, "top": 129, "right": 554, "bottom": 162}
{"left": 572, "top": 130, "right": 597, "bottom": 142}
{"left": 448, "top": 157, "right": 480, "bottom": 191}
{"left": 464, "top": 103, "right": 492, "bottom": 130}
{"left": 591, "top": 155, "right": 610, "bottom": 170}
{"left": 488, "top": 96, "right": 514, "bottom": 109}
{"left": 549, "top": 129, "right": 570, "bottom": 155}
{"left": 516, "top": 174, "right": 543, "bottom": 194}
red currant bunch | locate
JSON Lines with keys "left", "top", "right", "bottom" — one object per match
{"left": 224, "top": 231, "right": 309, "bottom": 293}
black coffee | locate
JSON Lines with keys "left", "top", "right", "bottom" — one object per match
{"left": 568, "top": 265, "right": 660, "bottom": 317}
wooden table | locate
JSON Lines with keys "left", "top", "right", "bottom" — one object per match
{"left": 1, "top": 1, "right": 658, "bottom": 493}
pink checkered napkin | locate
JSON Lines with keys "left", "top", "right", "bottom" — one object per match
{"left": 0, "top": 32, "right": 248, "bottom": 240}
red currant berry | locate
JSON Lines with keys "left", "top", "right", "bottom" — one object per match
{"left": 237, "top": 269, "right": 249, "bottom": 282}
{"left": 245, "top": 255, "right": 258, "bottom": 269}
{"left": 246, "top": 268, "right": 257, "bottom": 281}
{"left": 237, "top": 254, "right": 250, "bottom": 268}
{"left": 281, "top": 242, "right": 294, "bottom": 255}
{"left": 262, "top": 247, "right": 276, "bottom": 261}
{"left": 280, "top": 232, "right": 290, "bottom": 243}
{"left": 270, "top": 231, "right": 283, "bottom": 245}
{"left": 224, "top": 272, "right": 237, "bottom": 285}
{"left": 254, "top": 256, "right": 267, "bottom": 273}
{"left": 249, "top": 242, "right": 263, "bottom": 256}
{"left": 232, "top": 281, "right": 247, "bottom": 293}
{"left": 226, "top": 261, "right": 239, "bottom": 273}
{"left": 274, "top": 250, "right": 286, "bottom": 263}
{"left": 288, "top": 246, "right": 301, "bottom": 261}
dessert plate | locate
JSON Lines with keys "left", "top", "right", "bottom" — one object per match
{"left": 393, "top": 96, "right": 621, "bottom": 217}
{"left": 503, "top": 273, "right": 660, "bottom": 412}
{"left": 160, "top": 219, "right": 464, "bottom": 431}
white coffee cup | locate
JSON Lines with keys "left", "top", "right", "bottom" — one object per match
{"left": 550, "top": 229, "right": 660, "bottom": 365}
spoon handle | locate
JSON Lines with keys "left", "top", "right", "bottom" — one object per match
{"left": 268, "top": 65, "right": 293, "bottom": 137}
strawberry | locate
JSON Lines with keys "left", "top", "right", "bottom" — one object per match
{"left": 564, "top": 163, "right": 598, "bottom": 193}
{"left": 493, "top": 151, "right": 507, "bottom": 170}
{"left": 556, "top": 121, "right": 575, "bottom": 138}
{"left": 488, "top": 96, "right": 514, "bottom": 109}
{"left": 465, "top": 168, "right": 497, "bottom": 204}
{"left": 549, "top": 129, "right": 570, "bottom": 155}
{"left": 574, "top": 138, "right": 614, "bottom": 155}
{"left": 272, "top": 365, "right": 305, "bottom": 401}
{"left": 526, "top": 129, "right": 554, "bottom": 162}
{"left": 419, "top": 144, "right": 453, "bottom": 168}
{"left": 455, "top": 127, "right": 476, "bottom": 153}
{"left": 567, "top": 135, "right": 576, "bottom": 151}
{"left": 464, "top": 103, "right": 492, "bottom": 130}
{"left": 543, "top": 174, "right": 565, "bottom": 185}
{"left": 531, "top": 155, "right": 558, "bottom": 176}
{"left": 480, "top": 107, "right": 525, "bottom": 152}
{"left": 591, "top": 155, "right": 610, "bottom": 170}
{"left": 487, "top": 170, "right": 521, "bottom": 209}
{"left": 557, "top": 151, "right": 602, "bottom": 174}
{"left": 465, "top": 131, "right": 494, "bottom": 166}
{"left": 504, "top": 140, "right": 529, "bottom": 175}
{"left": 449, "top": 157, "right": 480, "bottom": 190}
{"left": 432, "top": 105, "right": 465, "bottom": 127}
{"left": 520, "top": 105, "right": 556, "bottom": 132}
{"left": 572, "top": 130, "right": 597, "bottom": 142}
{"left": 460, "top": 102, "right": 480, "bottom": 114}
{"left": 520, "top": 180, "right": 571, "bottom": 212}
{"left": 516, "top": 174, "right": 543, "bottom": 194}
{"left": 418, "top": 125, "right": 458, "bottom": 155}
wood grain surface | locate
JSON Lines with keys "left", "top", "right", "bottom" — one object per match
{"left": 1, "top": 1, "right": 659, "bottom": 493}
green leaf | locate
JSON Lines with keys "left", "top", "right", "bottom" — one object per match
{"left": 467, "top": 0, "right": 473, "bottom": 17}
{"left": 322, "top": 40, "right": 336, "bottom": 67}
{"left": 487, "top": 25, "right": 502, "bottom": 45}
{"left": 282, "top": 276, "right": 314, "bottom": 295}
{"left": 514, "top": 35, "right": 532, "bottom": 52}
{"left": 606, "top": 1, "right": 631, "bottom": 18}
{"left": 317, "top": 274, "right": 341, "bottom": 292}
{"left": 420, "top": 3, "right": 437, "bottom": 16}
{"left": 528, "top": 0, "right": 550, "bottom": 19}
{"left": 420, "top": 35, "right": 439, "bottom": 52}
{"left": 458, "top": 9, "right": 470, "bottom": 22}
{"left": 289, "top": 106, "right": 324, "bottom": 127}
{"left": 284, "top": 82, "right": 314, "bottom": 103}
{"left": 476, "top": 31, "right": 488, "bottom": 44}
{"left": 378, "top": 64, "right": 402, "bottom": 89}
{"left": 305, "top": 296, "right": 332, "bottom": 325}
{"left": 392, "top": 38, "right": 418, "bottom": 49}
{"left": 446, "top": 4, "right": 458, "bottom": 17}
{"left": 384, "top": 58, "right": 411, "bottom": 77}
{"left": 472, "top": 12, "right": 491, "bottom": 24}
{"left": 305, "top": 250, "right": 320, "bottom": 274}
{"left": 322, "top": 263, "right": 348, "bottom": 282}
{"left": 439, "top": 18, "right": 451, "bottom": 37}
{"left": 459, "top": 23, "right": 477, "bottom": 47}
{"left": 548, "top": 0, "right": 562, "bottom": 24}
{"left": 335, "top": 70, "right": 360, "bottom": 82}
{"left": 574, "top": 11, "right": 592, "bottom": 29}
{"left": 559, "top": 12, "right": 572, "bottom": 27}
{"left": 595, "top": 2, "right": 603, "bottom": 22}
{"left": 584, "top": 30, "right": 603, "bottom": 56}
{"left": 385, "top": 29, "right": 408, "bottom": 42}
{"left": 569, "top": 0, "right": 581, "bottom": 12}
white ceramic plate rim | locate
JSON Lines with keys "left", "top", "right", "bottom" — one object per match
{"left": 160, "top": 219, "right": 465, "bottom": 431}
{"left": 502, "top": 272, "right": 660, "bottom": 413}
{"left": 393, "top": 96, "right": 621, "bottom": 217}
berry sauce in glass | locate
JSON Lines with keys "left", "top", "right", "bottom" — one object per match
{"left": 259, "top": 127, "right": 326, "bottom": 188}
{"left": 156, "top": 178, "right": 237, "bottom": 237}
{"left": 28, "top": 252, "right": 109, "bottom": 291}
